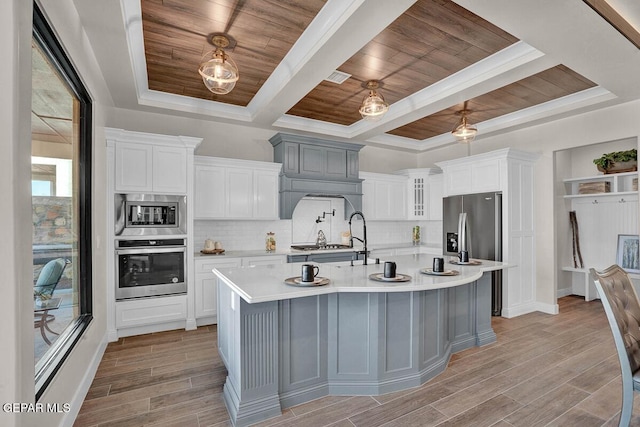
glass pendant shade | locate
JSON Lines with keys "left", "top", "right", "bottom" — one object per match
{"left": 199, "top": 42, "right": 239, "bottom": 95}
{"left": 452, "top": 111, "right": 478, "bottom": 143}
{"left": 359, "top": 81, "right": 389, "bottom": 121}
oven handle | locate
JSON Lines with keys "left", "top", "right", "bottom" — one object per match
{"left": 116, "top": 246, "right": 186, "bottom": 255}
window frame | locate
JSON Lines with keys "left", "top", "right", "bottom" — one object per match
{"left": 32, "top": 3, "right": 93, "bottom": 400}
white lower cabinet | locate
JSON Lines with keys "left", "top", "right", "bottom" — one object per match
{"left": 195, "top": 257, "right": 241, "bottom": 322}
{"left": 194, "top": 255, "right": 285, "bottom": 324}
{"left": 115, "top": 295, "right": 187, "bottom": 329}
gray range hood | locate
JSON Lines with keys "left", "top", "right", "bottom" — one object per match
{"left": 270, "top": 133, "right": 364, "bottom": 219}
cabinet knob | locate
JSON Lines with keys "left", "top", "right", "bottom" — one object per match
{"left": 592, "top": 199, "right": 598, "bottom": 204}
{"left": 619, "top": 198, "right": 626, "bottom": 203}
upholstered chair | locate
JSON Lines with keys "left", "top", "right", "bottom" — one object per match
{"left": 591, "top": 265, "right": 640, "bottom": 426}
{"left": 33, "top": 258, "right": 69, "bottom": 299}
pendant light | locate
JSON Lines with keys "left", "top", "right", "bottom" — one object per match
{"left": 359, "top": 80, "right": 389, "bottom": 121}
{"left": 451, "top": 109, "right": 478, "bottom": 143}
{"left": 198, "top": 34, "right": 239, "bottom": 95}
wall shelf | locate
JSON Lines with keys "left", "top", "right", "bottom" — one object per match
{"left": 563, "top": 171, "right": 638, "bottom": 199}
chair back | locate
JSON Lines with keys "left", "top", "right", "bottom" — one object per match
{"left": 590, "top": 265, "right": 640, "bottom": 377}
{"left": 34, "top": 258, "right": 69, "bottom": 298}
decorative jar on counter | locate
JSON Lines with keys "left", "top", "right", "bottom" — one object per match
{"left": 412, "top": 226, "right": 420, "bottom": 245}
{"left": 265, "top": 232, "right": 276, "bottom": 252}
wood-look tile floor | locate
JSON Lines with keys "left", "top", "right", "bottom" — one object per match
{"left": 74, "top": 296, "right": 640, "bottom": 426}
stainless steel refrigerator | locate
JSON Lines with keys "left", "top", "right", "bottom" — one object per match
{"left": 443, "top": 192, "right": 503, "bottom": 316}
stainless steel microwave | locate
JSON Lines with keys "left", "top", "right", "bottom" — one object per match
{"left": 115, "top": 194, "right": 186, "bottom": 236}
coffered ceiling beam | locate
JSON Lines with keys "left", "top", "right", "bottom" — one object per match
{"left": 248, "top": 0, "right": 418, "bottom": 126}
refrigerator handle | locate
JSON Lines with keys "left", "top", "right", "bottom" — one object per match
{"left": 458, "top": 212, "right": 467, "bottom": 252}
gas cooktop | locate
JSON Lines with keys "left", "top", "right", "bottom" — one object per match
{"left": 290, "top": 244, "right": 353, "bottom": 251}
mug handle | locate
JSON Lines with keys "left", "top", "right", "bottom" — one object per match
{"left": 313, "top": 265, "right": 320, "bottom": 278}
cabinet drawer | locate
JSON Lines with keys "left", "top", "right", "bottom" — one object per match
{"left": 195, "top": 257, "right": 242, "bottom": 273}
{"left": 243, "top": 255, "right": 286, "bottom": 267}
{"left": 116, "top": 296, "right": 186, "bottom": 328}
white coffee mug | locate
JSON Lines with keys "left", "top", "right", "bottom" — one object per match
{"left": 205, "top": 239, "right": 215, "bottom": 250}
{"left": 214, "top": 241, "right": 223, "bottom": 250}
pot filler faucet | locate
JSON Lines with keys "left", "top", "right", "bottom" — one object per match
{"left": 348, "top": 210, "right": 368, "bottom": 265}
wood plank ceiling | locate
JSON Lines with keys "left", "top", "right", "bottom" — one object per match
{"left": 139, "top": 0, "right": 597, "bottom": 142}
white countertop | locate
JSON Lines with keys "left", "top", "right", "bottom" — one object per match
{"left": 212, "top": 253, "right": 508, "bottom": 304}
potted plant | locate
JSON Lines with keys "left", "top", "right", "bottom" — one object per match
{"left": 593, "top": 149, "right": 637, "bottom": 174}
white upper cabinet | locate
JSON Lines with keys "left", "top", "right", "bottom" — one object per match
{"left": 395, "top": 168, "right": 443, "bottom": 221}
{"left": 254, "top": 169, "right": 280, "bottom": 219}
{"left": 194, "top": 156, "right": 281, "bottom": 220}
{"left": 152, "top": 145, "right": 188, "bottom": 194}
{"left": 360, "top": 172, "right": 407, "bottom": 220}
{"left": 428, "top": 173, "right": 444, "bottom": 220}
{"left": 194, "top": 165, "right": 225, "bottom": 218}
{"left": 226, "top": 168, "right": 253, "bottom": 218}
{"left": 439, "top": 157, "right": 502, "bottom": 196}
{"left": 114, "top": 142, "right": 153, "bottom": 193}
{"left": 107, "top": 128, "right": 201, "bottom": 195}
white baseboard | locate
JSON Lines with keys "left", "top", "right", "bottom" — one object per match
{"left": 556, "top": 288, "right": 573, "bottom": 298}
{"left": 535, "top": 301, "right": 559, "bottom": 315}
{"left": 185, "top": 318, "right": 197, "bottom": 331}
{"left": 501, "top": 302, "right": 537, "bottom": 318}
{"left": 60, "top": 332, "right": 108, "bottom": 427}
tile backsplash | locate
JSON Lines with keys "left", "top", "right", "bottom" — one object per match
{"left": 194, "top": 197, "right": 442, "bottom": 252}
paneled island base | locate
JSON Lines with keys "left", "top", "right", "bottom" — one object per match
{"left": 216, "top": 273, "right": 495, "bottom": 427}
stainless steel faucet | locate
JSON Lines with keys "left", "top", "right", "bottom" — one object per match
{"left": 348, "top": 211, "right": 368, "bottom": 265}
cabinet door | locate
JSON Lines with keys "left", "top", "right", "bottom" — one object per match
{"left": 153, "top": 146, "right": 187, "bottom": 194}
{"left": 195, "top": 258, "right": 241, "bottom": 320}
{"left": 299, "top": 144, "right": 325, "bottom": 177}
{"left": 226, "top": 169, "right": 253, "bottom": 217}
{"left": 347, "top": 150, "right": 359, "bottom": 179}
{"left": 281, "top": 141, "right": 299, "bottom": 175}
{"left": 374, "top": 181, "right": 406, "bottom": 219}
{"left": 390, "top": 181, "right": 407, "bottom": 219}
{"left": 194, "top": 165, "right": 225, "bottom": 218}
{"left": 444, "top": 164, "right": 472, "bottom": 196}
{"left": 471, "top": 159, "right": 501, "bottom": 193}
{"left": 114, "top": 142, "right": 153, "bottom": 193}
{"left": 374, "top": 181, "right": 393, "bottom": 219}
{"left": 324, "top": 147, "right": 347, "bottom": 179}
{"left": 428, "top": 174, "right": 444, "bottom": 220}
{"left": 195, "top": 276, "right": 218, "bottom": 319}
{"left": 408, "top": 176, "right": 427, "bottom": 220}
{"left": 362, "top": 180, "right": 376, "bottom": 219}
{"left": 254, "top": 170, "right": 279, "bottom": 219}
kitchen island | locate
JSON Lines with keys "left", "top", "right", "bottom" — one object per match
{"left": 213, "top": 254, "right": 508, "bottom": 427}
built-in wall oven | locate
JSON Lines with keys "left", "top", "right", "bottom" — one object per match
{"left": 115, "top": 239, "right": 186, "bottom": 300}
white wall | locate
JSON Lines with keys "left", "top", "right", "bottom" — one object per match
{"left": 2, "top": 2, "right": 34, "bottom": 426}
{"left": 2, "top": 0, "right": 112, "bottom": 426}
{"left": 418, "top": 100, "right": 640, "bottom": 310}
{"left": 568, "top": 137, "right": 636, "bottom": 177}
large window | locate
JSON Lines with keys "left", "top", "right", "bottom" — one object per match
{"left": 32, "top": 4, "right": 93, "bottom": 399}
